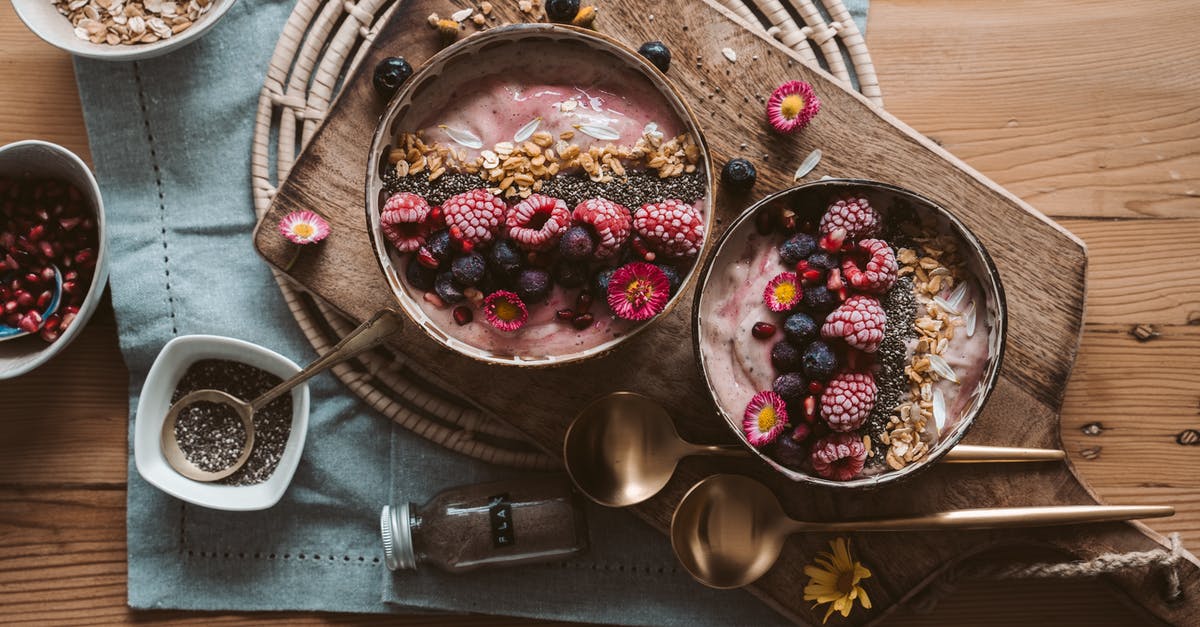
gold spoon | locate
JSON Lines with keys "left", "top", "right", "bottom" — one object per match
{"left": 563, "top": 392, "right": 1065, "bottom": 507}
{"left": 161, "top": 310, "right": 404, "bottom": 482}
{"left": 671, "top": 474, "right": 1175, "bottom": 589}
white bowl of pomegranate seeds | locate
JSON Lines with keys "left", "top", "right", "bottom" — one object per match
{"left": 0, "top": 140, "right": 108, "bottom": 379}
{"left": 693, "top": 180, "right": 1007, "bottom": 488}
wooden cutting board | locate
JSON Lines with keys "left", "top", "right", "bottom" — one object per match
{"left": 252, "top": 1, "right": 1200, "bottom": 624}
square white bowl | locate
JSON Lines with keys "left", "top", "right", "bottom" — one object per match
{"left": 134, "top": 334, "right": 310, "bottom": 511}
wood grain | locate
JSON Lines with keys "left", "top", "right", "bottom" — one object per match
{"left": 2, "top": 0, "right": 1198, "bottom": 625}
{"left": 251, "top": 0, "right": 1197, "bottom": 625}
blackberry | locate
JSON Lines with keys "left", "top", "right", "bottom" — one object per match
{"left": 783, "top": 312, "right": 818, "bottom": 345}
{"left": 372, "top": 57, "right": 413, "bottom": 100}
{"left": 545, "top": 0, "right": 580, "bottom": 23}
{"left": 434, "top": 272, "right": 465, "bottom": 304}
{"left": 806, "top": 250, "right": 838, "bottom": 271}
{"left": 405, "top": 259, "right": 437, "bottom": 291}
{"left": 656, "top": 263, "right": 682, "bottom": 294}
{"left": 592, "top": 267, "right": 616, "bottom": 297}
{"left": 721, "top": 158, "right": 757, "bottom": 192}
{"left": 802, "top": 340, "right": 838, "bottom": 381}
{"left": 804, "top": 286, "right": 836, "bottom": 313}
{"left": 426, "top": 229, "right": 453, "bottom": 267}
{"left": 487, "top": 239, "right": 522, "bottom": 277}
{"left": 770, "top": 432, "right": 808, "bottom": 470}
{"left": 559, "top": 225, "right": 597, "bottom": 261}
{"left": 637, "top": 41, "right": 671, "bottom": 73}
{"left": 773, "top": 372, "right": 808, "bottom": 406}
{"left": 450, "top": 252, "right": 485, "bottom": 286}
{"left": 555, "top": 261, "right": 588, "bottom": 289}
{"left": 771, "top": 341, "right": 804, "bottom": 373}
{"left": 516, "top": 268, "right": 552, "bottom": 303}
{"left": 779, "top": 233, "right": 817, "bottom": 265}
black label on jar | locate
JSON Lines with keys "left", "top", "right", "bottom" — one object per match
{"left": 488, "top": 493, "right": 516, "bottom": 548}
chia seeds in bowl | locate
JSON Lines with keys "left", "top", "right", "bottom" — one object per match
{"left": 693, "top": 179, "right": 1007, "bottom": 488}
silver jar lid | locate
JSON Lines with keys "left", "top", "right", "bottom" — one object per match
{"left": 380, "top": 503, "right": 417, "bottom": 571}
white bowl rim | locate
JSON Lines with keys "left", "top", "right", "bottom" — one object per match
{"left": 133, "top": 334, "right": 311, "bottom": 511}
{"left": 0, "top": 139, "right": 109, "bottom": 380}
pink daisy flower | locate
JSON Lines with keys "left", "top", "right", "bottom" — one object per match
{"left": 279, "top": 210, "right": 331, "bottom": 245}
{"left": 766, "top": 80, "right": 821, "bottom": 134}
{"left": 606, "top": 262, "right": 670, "bottom": 321}
{"left": 483, "top": 290, "right": 528, "bottom": 331}
{"left": 763, "top": 271, "right": 802, "bottom": 312}
{"left": 743, "top": 390, "right": 789, "bottom": 447}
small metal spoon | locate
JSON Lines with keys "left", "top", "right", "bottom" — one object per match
{"left": 0, "top": 265, "right": 62, "bottom": 342}
{"left": 161, "top": 309, "right": 404, "bottom": 482}
{"left": 671, "top": 474, "right": 1175, "bottom": 589}
{"left": 563, "top": 392, "right": 1065, "bottom": 508}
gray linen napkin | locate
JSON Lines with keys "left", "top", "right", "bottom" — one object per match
{"left": 74, "top": 0, "right": 866, "bottom": 623}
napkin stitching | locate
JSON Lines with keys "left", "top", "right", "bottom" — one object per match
{"left": 131, "top": 61, "right": 180, "bottom": 338}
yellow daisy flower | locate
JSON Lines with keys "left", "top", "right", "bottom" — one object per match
{"left": 803, "top": 537, "right": 872, "bottom": 623}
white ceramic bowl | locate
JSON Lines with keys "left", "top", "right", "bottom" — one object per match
{"left": 0, "top": 140, "right": 108, "bottom": 380}
{"left": 134, "top": 334, "right": 310, "bottom": 511}
{"left": 10, "top": 0, "right": 236, "bottom": 61}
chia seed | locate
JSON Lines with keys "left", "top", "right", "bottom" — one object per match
{"left": 864, "top": 275, "right": 918, "bottom": 463}
{"left": 171, "top": 359, "right": 293, "bottom": 486}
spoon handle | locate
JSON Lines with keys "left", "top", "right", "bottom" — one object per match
{"left": 798, "top": 505, "right": 1174, "bottom": 534}
{"left": 942, "top": 444, "right": 1065, "bottom": 463}
{"left": 694, "top": 444, "right": 750, "bottom": 457}
{"left": 249, "top": 309, "right": 404, "bottom": 412}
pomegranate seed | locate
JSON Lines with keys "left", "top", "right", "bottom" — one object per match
{"left": 36, "top": 290, "right": 52, "bottom": 309}
{"left": 41, "top": 313, "right": 60, "bottom": 332}
{"left": 571, "top": 313, "right": 594, "bottom": 330}
{"left": 800, "top": 268, "right": 823, "bottom": 284}
{"left": 428, "top": 206, "right": 442, "bottom": 222}
{"left": 803, "top": 395, "right": 819, "bottom": 423}
{"left": 40, "top": 266, "right": 55, "bottom": 282}
{"left": 458, "top": 240, "right": 475, "bottom": 254}
{"left": 60, "top": 311, "right": 77, "bottom": 330}
{"left": 631, "top": 236, "right": 654, "bottom": 262}
{"left": 18, "top": 310, "right": 42, "bottom": 333}
{"left": 15, "top": 292, "right": 33, "bottom": 308}
{"left": 575, "top": 292, "right": 592, "bottom": 313}
{"left": 39, "top": 326, "right": 60, "bottom": 342}
{"left": 59, "top": 216, "right": 81, "bottom": 231}
{"left": 791, "top": 422, "right": 811, "bottom": 442}
{"left": 39, "top": 241, "right": 55, "bottom": 258}
{"left": 819, "top": 227, "right": 846, "bottom": 252}
{"left": 24, "top": 272, "right": 38, "bottom": 285}
{"left": 808, "top": 380, "right": 825, "bottom": 394}
{"left": 452, "top": 306, "right": 473, "bottom": 325}
{"left": 416, "top": 247, "right": 440, "bottom": 269}
{"left": 826, "top": 268, "right": 844, "bottom": 291}
{"left": 751, "top": 322, "right": 776, "bottom": 339}
{"left": 62, "top": 281, "right": 77, "bottom": 295}
{"left": 63, "top": 270, "right": 78, "bottom": 282}
{"left": 28, "top": 224, "right": 44, "bottom": 241}
{"left": 74, "top": 248, "right": 95, "bottom": 267}
{"left": 556, "top": 309, "right": 575, "bottom": 321}
{"left": 4, "top": 313, "right": 20, "bottom": 327}
{"left": 65, "top": 305, "right": 79, "bottom": 315}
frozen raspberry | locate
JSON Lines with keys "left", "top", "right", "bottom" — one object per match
{"left": 633, "top": 199, "right": 704, "bottom": 259}
{"left": 572, "top": 198, "right": 632, "bottom": 260}
{"left": 821, "top": 295, "right": 887, "bottom": 353}
{"left": 820, "top": 372, "right": 877, "bottom": 432}
{"left": 506, "top": 194, "right": 571, "bottom": 252}
{"left": 841, "top": 239, "right": 897, "bottom": 294}
{"left": 810, "top": 432, "right": 867, "bottom": 481}
{"left": 819, "top": 194, "right": 880, "bottom": 245}
{"left": 380, "top": 192, "right": 431, "bottom": 252}
{"left": 442, "top": 189, "right": 507, "bottom": 246}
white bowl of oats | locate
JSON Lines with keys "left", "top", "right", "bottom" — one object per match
{"left": 11, "top": 0, "right": 235, "bottom": 61}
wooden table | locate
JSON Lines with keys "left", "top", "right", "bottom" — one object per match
{"left": 0, "top": 1, "right": 1195, "bottom": 624}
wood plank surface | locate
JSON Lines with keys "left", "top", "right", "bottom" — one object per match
{"left": 1, "top": 0, "right": 1197, "bottom": 625}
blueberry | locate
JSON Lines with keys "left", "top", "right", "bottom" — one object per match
{"left": 516, "top": 268, "right": 552, "bottom": 303}
{"left": 656, "top": 264, "right": 681, "bottom": 294}
{"left": 545, "top": 0, "right": 580, "bottom": 23}
{"left": 804, "top": 286, "right": 836, "bottom": 313}
{"left": 559, "top": 225, "right": 596, "bottom": 261}
{"left": 451, "top": 252, "right": 485, "bottom": 286}
{"left": 770, "top": 433, "right": 808, "bottom": 470}
{"left": 773, "top": 372, "right": 808, "bottom": 406}
{"left": 806, "top": 250, "right": 838, "bottom": 271}
{"left": 783, "top": 312, "right": 818, "bottom": 345}
{"left": 771, "top": 341, "right": 804, "bottom": 372}
{"left": 372, "top": 57, "right": 413, "bottom": 100}
{"left": 637, "top": 41, "right": 671, "bottom": 73}
{"left": 779, "top": 233, "right": 817, "bottom": 265}
{"left": 592, "top": 267, "right": 616, "bottom": 297}
{"left": 405, "top": 259, "right": 437, "bottom": 291}
{"left": 802, "top": 341, "right": 838, "bottom": 381}
{"left": 427, "top": 229, "right": 453, "bottom": 267}
{"left": 434, "top": 272, "right": 465, "bottom": 304}
{"left": 721, "top": 158, "right": 757, "bottom": 192}
{"left": 487, "top": 239, "right": 522, "bottom": 276}
{"left": 555, "top": 261, "right": 588, "bottom": 289}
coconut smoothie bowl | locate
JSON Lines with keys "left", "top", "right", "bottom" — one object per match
{"left": 366, "top": 24, "right": 714, "bottom": 367}
{"left": 694, "top": 180, "right": 1007, "bottom": 488}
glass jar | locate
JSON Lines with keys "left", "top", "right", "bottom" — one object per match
{"left": 381, "top": 474, "right": 589, "bottom": 573}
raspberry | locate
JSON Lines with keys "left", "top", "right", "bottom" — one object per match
{"left": 506, "top": 194, "right": 571, "bottom": 251}
{"left": 821, "top": 295, "right": 887, "bottom": 353}
{"left": 819, "top": 195, "right": 880, "bottom": 242}
{"left": 572, "top": 198, "right": 632, "bottom": 260}
{"left": 633, "top": 199, "right": 704, "bottom": 259}
{"left": 820, "top": 372, "right": 877, "bottom": 432}
{"left": 380, "top": 192, "right": 431, "bottom": 252}
{"left": 442, "top": 189, "right": 507, "bottom": 246}
{"left": 841, "top": 239, "right": 897, "bottom": 294}
{"left": 810, "top": 433, "right": 867, "bottom": 481}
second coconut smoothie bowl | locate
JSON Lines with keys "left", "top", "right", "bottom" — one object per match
{"left": 366, "top": 24, "right": 714, "bottom": 367}
{"left": 693, "top": 180, "right": 1007, "bottom": 489}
